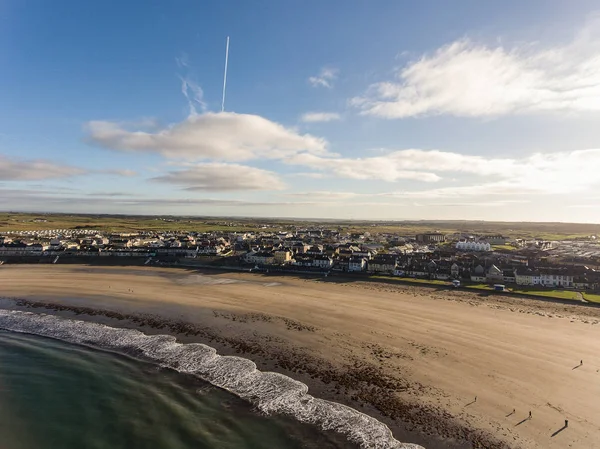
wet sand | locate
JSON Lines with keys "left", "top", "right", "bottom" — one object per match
{"left": 1, "top": 265, "right": 599, "bottom": 449}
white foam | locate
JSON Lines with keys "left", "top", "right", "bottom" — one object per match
{"left": 0, "top": 309, "right": 424, "bottom": 449}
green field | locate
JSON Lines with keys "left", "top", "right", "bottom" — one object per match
{"left": 465, "top": 283, "right": 493, "bottom": 291}
{"left": 346, "top": 221, "right": 599, "bottom": 241}
{"left": 371, "top": 275, "right": 451, "bottom": 286}
{"left": 582, "top": 293, "right": 600, "bottom": 304}
{"left": 491, "top": 244, "right": 516, "bottom": 251}
{"left": 1, "top": 212, "right": 599, "bottom": 240}
{"left": 509, "top": 288, "right": 582, "bottom": 300}
{"left": 0, "top": 213, "right": 268, "bottom": 233}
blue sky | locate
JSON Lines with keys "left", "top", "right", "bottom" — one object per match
{"left": 2, "top": 1, "right": 600, "bottom": 222}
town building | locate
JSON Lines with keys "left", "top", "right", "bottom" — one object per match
{"left": 456, "top": 240, "right": 491, "bottom": 252}
{"left": 416, "top": 233, "right": 446, "bottom": 244}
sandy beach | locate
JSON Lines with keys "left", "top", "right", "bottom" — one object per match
{"left": 1, "top": 265, "right": 599, "bottom": 449}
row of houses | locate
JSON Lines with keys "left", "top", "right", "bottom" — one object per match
{"left": 242, "top": 249, "right": 599, "bottom": 289}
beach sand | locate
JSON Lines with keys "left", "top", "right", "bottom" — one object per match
{"left": 1, "top": 265, "right": 599, "bottom": 449}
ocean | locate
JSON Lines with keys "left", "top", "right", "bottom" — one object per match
{"left": 0, "top": 309, "right": 422, "bottom": 449}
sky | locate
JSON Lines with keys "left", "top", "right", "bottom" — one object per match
{"left": 2, "top": 0, "right": 600, "bottom": 222}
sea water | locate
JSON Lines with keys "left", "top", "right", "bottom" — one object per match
{"left": 0, "top": 310, "right": 424, "bottom": 449}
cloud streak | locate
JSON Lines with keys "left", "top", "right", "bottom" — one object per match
{"left": 179, "top": 76, "right": 206, "bottom": 115}
{"left": 0, "top": 155, "right": 86, "bottom": 181}
{"left": 300, "top": 112, "right": 341, "bottom": 122}
{"left": 0, "top": 188, "right": 330, "bottom": 211}
{"left": 151, "top": 163, "right": 287, "bottom": 191}
{"left": 308, "top": 67, "right": 338, "bottom": 88}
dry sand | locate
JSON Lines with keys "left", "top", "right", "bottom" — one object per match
{"left": 1, "top": 265, "right": 599, "bottom": 449}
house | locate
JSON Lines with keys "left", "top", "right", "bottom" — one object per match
{"left": 515, "top": 268, "right": 541, "bottom": 286}
{"left": 573, "top": 277, "right": 589, "bottom": 289}
{"left": 485, "top": 235, "right": 509, "bottom": 245}
{"left": 433, "top": 268, "right": 451, "bottom": 280}
{"left": 110, "top": 238, "right": 132, "bottom": 249}
{"left": 312, "top": 255, "right": 333, "bottom": 269}
{"left": 155, "top": 247, "right": 197, "bottom": 257}
{"left": 416, "top": 233, "right": 446, "bottom": 243}
{"left": 274, "top": 250, "right": 292, "bottom": 264}
{"left": 306, "top": 245, "right": 324, "bottom": 255}
{"left": 450, "top": 263, "right": 460, "bottom": 278}
{"left": 244, "top": 251, "right": 275, "bottom": 265}
{"left": 323, "top": 245, "right": 339, "bottom": 257}
{"left": 456, "top": 240, "right": 491, "bottom": 252}
{"left": 292, "top": 254, "right": 314, "bottom": 267}
{"left": 539, "top": 270, "right": 574, "bottom": 287}
{"left": 335, "top": 257, "right": 350, "bottom": 272}
{"left": 352, "top": 248, "right": 373, "bottom": 260}
{"left": 470, "top": 264, "right": 486, "bottom": 282}
{"left": 292, "top": 242, "right": 308, "bottom": 254}
{"left": 367, "top": 255, "right": 397, "bottom": 273}
{"left": 486, "top": 264, "right": 504, "bottom": 283}
{"left": 405, "top": 264, "right": 428, "bottom": 278}
{"left": 502, "top": 269, "right": 516, "bottom": 284}
{"left": 348, "top": 256, "right": 367, "bottom": 272}
{"left": 198, "top": 244, "right": 224, "bottom": 255}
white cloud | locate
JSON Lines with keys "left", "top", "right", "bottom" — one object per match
{"left": 300, "top": 112, "right": 341, "bottom": 122}
{"left": 86, "top": 112, "right": 329, "bottom": 161}
{"left": 285, "top": 147, "right": 600, "bottom": 193}
{"left": 151, "top": 163, "right": 287, "bottom": 191}
{"left": 308, "top": 67, "right": 338, "bottom": 88}
{"left": 381, "top": 149, "right": 600, "bottom": 197}
{"left": 0, "top": 155, "right": 86, "bottom": 180}
{"left": 98, "top": 169, "right": 137, "bottom": 177}
{"left": 353, "top": 21, "right": 600, "bottom": 118}
{"left": 0, "top": 188, "right": 329, "bottom": 212}
{"left": 287, "top": 152, "right": 441, "bottom": 182}
{"left": 288, "top": 172, "right": 327, "bottom": 179}
{"left": 283, "top": 191, "right": 364, "bottom": 199}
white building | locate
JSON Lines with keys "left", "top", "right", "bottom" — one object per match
{"left": 539, "top": 271, "right": 574, "bottom": 287}
{"left": 515, "top": 269, "right": 541, "bottom": 286}
{"left": 456, "top": 240, "right": 491, "bottom": 252}
{"left": 348, "top": 257, "right": 367, "bottom": 272}
{"left": 312, "top": 255, "right": 333, "bottom": 269}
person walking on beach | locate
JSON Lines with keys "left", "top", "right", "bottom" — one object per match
{"left": 474, "top": 396, "right": 477, "bottom": 402}
{"left": 565, "top": 419, "right": 568, "bottom": 428}
{"left": 580, "top": 360, "right": 583, "bottom": 366}
{"left": 529, "top": 411, "right": 532, "bottom": 419}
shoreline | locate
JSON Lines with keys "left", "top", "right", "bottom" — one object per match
{"left": 0, "top": 297, "right": 452, "bottom": 449}
{"left": 1, "top": 265, "right": 600, "bottom": 448}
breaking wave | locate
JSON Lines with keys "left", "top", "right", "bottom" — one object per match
{"left": 0, "top": 309, "right": 424, "bottom": 449}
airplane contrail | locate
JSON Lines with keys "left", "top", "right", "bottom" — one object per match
{"left": 221, "top": 36, "right": 230, "bottom": 112}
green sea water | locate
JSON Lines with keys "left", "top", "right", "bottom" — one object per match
{"left": 0, "top": 330, "right": 354, "bottom": 449}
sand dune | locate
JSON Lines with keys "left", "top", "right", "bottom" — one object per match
{"left": 1, "top": 265, "right": 599, "bottom": 449}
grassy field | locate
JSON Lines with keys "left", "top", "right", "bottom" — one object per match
{"left": 582, "top": 293, "right": 600, "bottom": 304}
{"left": 371, "top": 275, "right": 451, "bottom": 286}
{"left": 509, "top": 288, "right": 582, "bottom": 300}
{"left": 0, "top": 213, "right": 268, "bottom": 233}
{"left": 465, "top": 283, "right": 493, "bottom": 291}
{"left": 1, "top": 212, "right": 599, "bottom": 239}
{"left": 346, "top": 221, "right": 599, "bottom": 241}
{"left": 491, "top": 244, "right": 516, "bottom": 251}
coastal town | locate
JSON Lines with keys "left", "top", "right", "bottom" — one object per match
{"left": 2, "top": 223, "right": 600, "bottom": 294}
